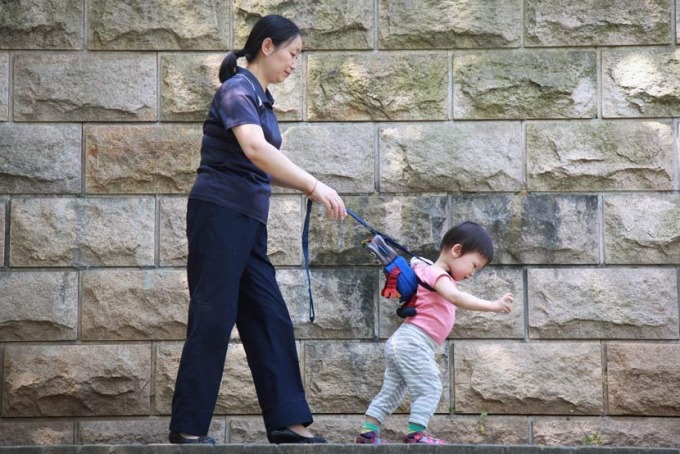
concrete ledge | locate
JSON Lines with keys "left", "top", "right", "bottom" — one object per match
{"left": 1, "top": 445, "right": 678, "bottom": 454}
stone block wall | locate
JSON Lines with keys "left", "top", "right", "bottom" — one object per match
{"left": 0, "top": 0, "right": 679, "bottom": 449}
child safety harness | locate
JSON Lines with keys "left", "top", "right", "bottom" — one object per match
{"left": 303, "top": 200, "right": 434, "bottom": 322}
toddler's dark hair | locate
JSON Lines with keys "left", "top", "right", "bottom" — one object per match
{"left": 440, "top": 221, "right": 494, "bottom": 263}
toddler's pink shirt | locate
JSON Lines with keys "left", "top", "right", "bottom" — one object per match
{"left": 404, "top": 261, "right": 457, "bottom": 345}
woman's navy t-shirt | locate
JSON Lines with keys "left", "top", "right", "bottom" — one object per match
{"left": 189, "top": 67, "right": 282, "bottom": 224}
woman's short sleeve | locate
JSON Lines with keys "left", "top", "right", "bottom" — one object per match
{"left": 217, "top": 82, "right": 261, "bottom": 130}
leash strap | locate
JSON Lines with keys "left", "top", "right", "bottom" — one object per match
{"left": 302, "top": 199, "right": 315, "bottom": 322}
{"left": 345, "top": 208, "right": 418, "bottom": 258}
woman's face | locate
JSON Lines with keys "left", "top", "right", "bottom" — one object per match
{"left": 265, "top": 34, "right": 302, "bottom": 84}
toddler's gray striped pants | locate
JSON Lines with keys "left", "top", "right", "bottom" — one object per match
{"left": 366, "top": 323, "right": 442, "bottom": 428}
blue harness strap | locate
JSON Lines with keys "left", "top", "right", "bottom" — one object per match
{"left": 303, "top": 199, "right": 315, "bottom": 322}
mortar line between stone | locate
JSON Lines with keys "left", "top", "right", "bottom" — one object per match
{"left": 597, "top": 48, "right": 603, "bottom": 119}
{"left": 676, "top": 268, "right": 680, "bottom": 339}
{"left": 674, "top": 120, "right": 679, "bottom": 190}
{"left": 523, "top": 267, "right": 529, "bottom": 342}
{"left": 7, "top": 50, "right": 13, "bottom": 122}
{"left": 77, "top": 269, "right": 83, "bottom": 344}
{"left": 598, "top": 194, "right": 605, "bottom": 265}
{"left": 601, "top": 340, "right": 609, "bottom": 417}
{"left": 0, "top": 344, "right": 4, "bottom": 417}
{"left": 448, "top": 50, "right": 453, "bottom": 121}
{"left": 374, "top": 123, "right": 380, "bottom": 193}
{"left": 301, "top": 52, "right": 307, "bottom": 122}
{"left": 229, "top": 1, "right": 234, "bottom": 49}
{"left": 671, "top": 0, "right": 677, "bottom": 48}
{"left": 373, "top": 0, "right": 379, "bottom": 50}
{"left": 82, "top": 0, "right": 87, "bottom": 51}
{"left": 73, "top": 419, "right": 79, "bottom": 445}
{"left": 3, "top": 197, "right": 9, "bottom": 269}
{"left": 156, "top": 52, "right": 161, "bottom": 125}
{"left": 149, "top": 341, "right": 157, "bottom": 417}
{"left": 154, "top": 195, "right": 160, "bottom": 268}
{"left": 521, "top": 120, "right": 527, "bottom": 189}
{"left": 81, "top": 124, "right": 86, "bottom": 196}
{"left": 527, "top": 416, "right": 533, "bottom": 445}
{"left": 520, "top": 0, "right": 526, "bottom": 48}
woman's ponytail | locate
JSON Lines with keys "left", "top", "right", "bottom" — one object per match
{"left": 218, "top": 49, "right": 246, "bottom": 83}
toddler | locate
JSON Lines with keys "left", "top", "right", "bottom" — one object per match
{"left": 356, "top": 221, "right": 513, "bottom": 445}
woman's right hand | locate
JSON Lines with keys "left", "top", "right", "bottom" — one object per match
{"left": 307, "top": 180, "right": 346, "bottom": 220}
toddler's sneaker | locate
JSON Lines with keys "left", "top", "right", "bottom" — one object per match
{"left": 355, "top": 430, "right": 386, "bottom": 444}
{"left": 403, "top": 431, "right": 446, "bottom": 444}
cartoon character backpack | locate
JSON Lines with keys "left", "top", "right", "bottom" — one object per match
{"left": 364, "top": 234, "right": 434, "bottom": 318}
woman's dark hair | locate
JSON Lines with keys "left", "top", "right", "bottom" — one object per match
{"left": 219, "top": 15, "right": 300, "bottom": 83}
{"left": 440, "top": 221, "right": 494, "bottom": 263}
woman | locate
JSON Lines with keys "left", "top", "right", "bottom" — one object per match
{"left": 169, "top": 15, "right": 345, "bottom": 445}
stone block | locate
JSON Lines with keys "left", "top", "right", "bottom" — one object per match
{"left": 280, "top": 124, "right": 374, "bottom": 193}
{"left": 603, "top": 48, "right": 680, "bottom": 118}
{"left": 82, "top": 269, "right": 189, "bottom": 341}
{"left": 450, "top": 268, "right": 525, "bottom": 339}
{"left": 79, "top": 418, "right": 225, "bottom": 445}
{"left": 304, "top": 341, "right": 450, "bottom": 414}
{"left": 379, "top": 122, "right": 522, "bottom": 192}
{"left": 309, "top": 195, "right": 449, "bottom": 265}
{"left": 267, "top": 196, "right": 302, "bottom": 266}
{"left": 228, "top": 418, "right": 268, "bottom": 444}
{"left": 604, "top": 194, "right": 680, "bottom": 264}
{"left": 533, "top": 416, "right": 680, "bottom": 448}
{"left": 155, "top": 343, "right": 260, "bottom": 415}
{"left": 428, "top": 416, "right": 529, "bottom": 445}
{"left": 528, "top": 268, "right": 679, "bottom": 339}
{"left": 0, "top": 421, "right": 74, "bottom": 446}
{"left": 0, "top": 271, "right": 78, "bottom": 342}
{"left": 234, "top": 0, "right": 374, "bottom": 50}
{"left": 277, "top": 268, "right": 377, "bottom": 339}
{"left": 451, "top": 195, "right": 599, "bottom": 265}
{"left": 454, "top": 342, "right": 603, "bottom": 415}
{"left": 307, "top": 53, "right": 447, "bottom": 121}
{"left": 526, "top": 0, "right": 671, "bottom": 46}
{"left": 379, "top": 268, "right": 524, "bottom": 340}
{"left": 14, "top": 52, "right": 157, "bottom": 121}
{"left": 85, "top": 124, "right": 201, "bottom": 194}
{"left": 10, "top": 197, "right": 155, "bottom": 268}
{"left": 88, "top": 0, "right": 228, "bottom": 50}
{"left": 160, "top": 53, "right": 222, "bottom": 121}
{"left": 0, "top": 53, "right": 7, "bottom": 121}
{"left": 527, "top": 120, "right": 674, "bottom": 191}
{"left": 0, "top": 0, "right": 83, "bottom": 49}
{"left": 3, "top": 344, "right": 151, "bottom": 417}
{"left": 378, "top": 0, "right": 521, "bottom": 49}
{"left": 454, "top": 50, "right": 597, "bottom": 119}
{"left": 159, "top": 197, "right": 187, "bottom": 267}
{"left": 267, "top": 61, "right": 303, "bottom": 122}
{"left": 608, "top": 343, "right": 680, "bottom": 416}
{"left": 0, "top": 124, "right": 81, "bottom": 193}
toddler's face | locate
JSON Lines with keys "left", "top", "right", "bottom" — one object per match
{"left": 450, "top": 249, "right": 487, "bottom": 281}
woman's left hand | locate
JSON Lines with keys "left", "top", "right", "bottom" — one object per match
{"left": 307, "top": 181, "right": 346, "bottom": 220}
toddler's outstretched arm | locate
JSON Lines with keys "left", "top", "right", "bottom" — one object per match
{"left": 434, "top": 277, "right": 513, "bottom": 313}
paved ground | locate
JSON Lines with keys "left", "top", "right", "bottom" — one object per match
{"left": 1, "top": 444, "right": 678, "bottom": 454}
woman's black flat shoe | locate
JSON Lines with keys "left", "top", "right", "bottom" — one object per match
{"left": 267, "top": 428, "right": 327, "bottom": 444}
{"left": 168, "top": 430, "right": 216, "bottom": 445}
